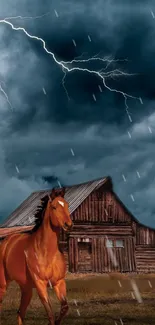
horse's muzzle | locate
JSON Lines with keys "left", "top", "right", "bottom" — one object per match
{"left": 63, "top": 222, "right": 73, "bottom": 232}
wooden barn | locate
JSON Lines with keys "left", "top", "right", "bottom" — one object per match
{"left": 0, "top": 176, "right": 155, "bottom": 274}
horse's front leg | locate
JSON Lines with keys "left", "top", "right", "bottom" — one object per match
{"left": 53, "top": 279, "right": 69, "bottom": 325}
{"left": 17, "top": 285, "right": 32, "bottom": 325}
{"left": 35, "top": 279, "right": 55, "bottom": 325}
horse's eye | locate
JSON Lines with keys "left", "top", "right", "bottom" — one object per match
{"left": 52, "top": 206, "right": 56, "bottom": 210}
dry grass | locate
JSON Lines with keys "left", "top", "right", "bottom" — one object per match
{"left": 2, "top": 273, "right": 155, "bottom": 324}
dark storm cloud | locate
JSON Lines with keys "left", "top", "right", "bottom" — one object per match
{"left": 3, "top": 0, "right": 155, "bottom": 130}
{"left": 0, "top": 0, "right": 155, "bottom": 226}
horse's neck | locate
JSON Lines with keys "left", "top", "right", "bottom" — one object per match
{"left": 33, "top": 205, "right": 59, "bottom": 255}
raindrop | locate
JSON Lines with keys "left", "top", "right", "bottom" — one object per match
{"left": 130, "top": 279, "right": 143, "bottom": 303}
{"left": 15, "top": 165, "right": 20, "bottom": 173}
{"left": 98, "top": 85, "right": 102, "bottom": 92}
{"left": 122, "top": 174, "right": 126, "bottom": 182}
{"left": 92, "top": 93, "right": 96, "bottom": 101}
{"left": 130, "top": 194, "right": 135, "bottom": 202}
{"left": 148, "top": 126, "right": 152, "bottom": 133}
{"left": 118, "top": 280, "right": 122, "bottom": 288}
{"left": 139, "top": 97, "right": 143, "bottom": 104}
{"left": 54, "top": 9, "right": 59, "bottom": 17}
{"left": 48, "top": 280, "right": 53, "bottom": 289}
{"left": 70, "top": 148, "right": 75, "bottom": 156}
{"left": 148, "top": 280, "right": 152, "bottom": 288}
{"left": 57, "top": 180, "right": 61, "bottom": 188}
{"left": 150, "top": 10, "right": 155, "bottom": 19}
{"left": 72, "top": 39, "right": 76, "bottom": 47}
{"left": 42, "top": 87, "right": 46, "bottom": 95}
{"left": 76, "top": 309, "right": 80, "bottom": 316}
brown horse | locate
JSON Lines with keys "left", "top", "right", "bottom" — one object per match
{"left": 0, "top": 187, "right": 73, "bottom": 325}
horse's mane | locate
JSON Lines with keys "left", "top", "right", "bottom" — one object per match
{"left": 22, "top": 188, "right": 65, "bottom": 235}
{"left": 30, "top": 194, "right": 49, "bottom": 234}
{"left": 22, "top": 194, "right": 49, "bottom": 235}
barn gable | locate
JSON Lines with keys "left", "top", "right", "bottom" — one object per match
{"left": 1, "top": 176, "right": 109, "bottom": 228}
{"left": 71, "top": 184, "right": 136, "bottom": 225}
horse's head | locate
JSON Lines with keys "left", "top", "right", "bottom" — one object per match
{"left": 49, "top": 188, "right": 73, "bottom": 232}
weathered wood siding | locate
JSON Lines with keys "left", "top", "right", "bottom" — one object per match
{"left": 60, "top": 187, "right": 139, "bottom": 273}
{"left": 69, "top": 236, "right": 136, "bottom": 273}
{"left": 136, "top": 224, "right": 155, "bottom": 246}
{"left": 71, "top": 190, "right": 132, "bottom": 224}
{"left": 136, "top": 247, "right": 155, "bottom": 273}
{"left": 68, "top": 237, "right": 77, "bottom": 272}
{"left": 70, "top": 224, "right": 133, "bottom": 236}
{"left": 134, "top": 223, "right": 155, "bottom": 273}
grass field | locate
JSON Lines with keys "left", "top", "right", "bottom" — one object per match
{"left": 2, "top": 273, "right": 155, "bottom": 325}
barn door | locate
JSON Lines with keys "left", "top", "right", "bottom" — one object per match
{"left": 78, "top": 241, "right": 92, "bottom": 272}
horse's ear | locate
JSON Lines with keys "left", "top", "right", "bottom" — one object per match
{"left": 50, "top": 187, "right": 65, "bottom": 200}
{"left": 56, "top": 187, "right": 65, "bottom": 198}
{"left": 60, "top": 187, "right": 65, "bottom": 198}
{"left": 50, "top": 188, "right": 57, "bottom": 200}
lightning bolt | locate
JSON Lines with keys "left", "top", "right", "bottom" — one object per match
{"left": 62, "top": 55, "right": 129, "bottom": 65}
{"left": 0, "top": 18, "right": 142, "bottom": 120}
{"left": 0, "top": 82, "right": 13, "bottom": 111}
{"left": 62, "top": 68, "right": 70, "bottom": 101}
{"left": 3, "top": 12, "right": 51, "bottom": 21}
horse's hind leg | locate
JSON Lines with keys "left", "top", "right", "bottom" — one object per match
{"left": 17, "top": 286, "right": 32, "bottom": 325}
{"left": 0, "top": 260, "right": 7, "bottom": 323}
{"left": 0, "top": 287, "right": 6, "bottom": 325}
{"left": 53, "top": 279, "right": 69, "bottom": 325}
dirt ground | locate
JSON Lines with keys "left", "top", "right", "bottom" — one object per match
{"left": 1, "top": 272, "right": 155, "bottom": 325}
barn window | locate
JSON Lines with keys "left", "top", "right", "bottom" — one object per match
{"left": 83, "top": 238, "right": 90, "bottom": 242}
{"left": 116, "top": 240, "right": 124, "bottom": 248}
{"left": 106, "top": 239, "right": 114, "bottom": 247}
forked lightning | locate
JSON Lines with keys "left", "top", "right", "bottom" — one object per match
{"left": 0, "top": 17, "right": 142, "bottom": 118}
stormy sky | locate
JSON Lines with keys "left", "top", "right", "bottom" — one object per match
{"left": 0, "top": 0, "right": 155, "bottom": 227}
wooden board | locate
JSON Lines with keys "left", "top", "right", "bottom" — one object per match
{"left": 77, "top": 242, "right": 92, "bottom": 272}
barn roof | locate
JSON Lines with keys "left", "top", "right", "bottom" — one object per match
{"left": 1, "top": 176, "right": 109, "bottom": 228}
